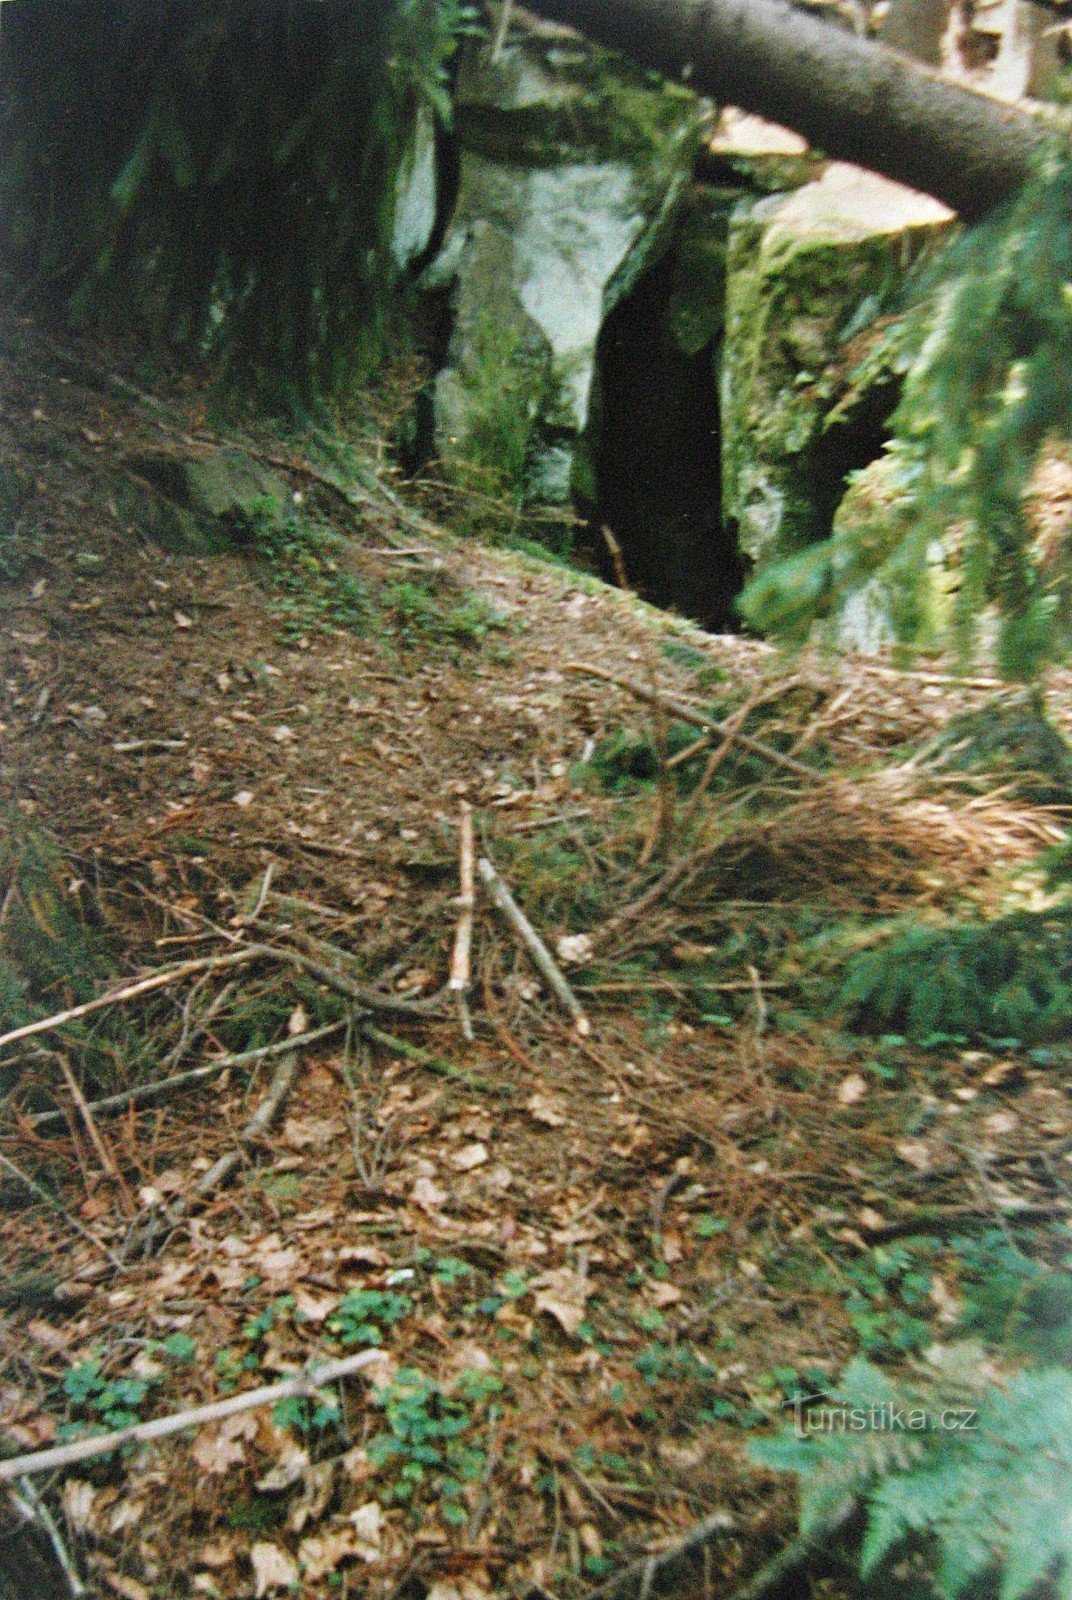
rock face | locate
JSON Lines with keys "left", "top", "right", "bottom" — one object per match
{"left": 721, "top": 163, "right": 954, "bottom": 570}
{"left": 392, "top": 107, "right": 438, "bottom": 272}
{"left": 123, "top": 447, "right": 290, "bottom": 553}
{"left": 427, "top": 20, "right": 701, "bottom": 503}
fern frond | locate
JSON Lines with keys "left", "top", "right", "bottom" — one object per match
{"left": 754, "top": 1353, "right": 1072, "bottom": 1600}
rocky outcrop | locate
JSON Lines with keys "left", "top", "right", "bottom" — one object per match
{"left": 392, "top": 107, "right": 439, "bottom": 271}
{"left": 721, "top": 163, "right": 954, "bottom": 571}
{"left": 122, "top": 447, "right": 290, "bottom": 553}
{"left": 426, "top": 19, "right": 702, "bottom": 503}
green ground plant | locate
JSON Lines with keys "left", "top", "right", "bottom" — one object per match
{"left": 839, "top": 908, "right": 1072, "bottom": 1047}
{"left": 366, "top": 1366, "right": 502, "bottom": 1524}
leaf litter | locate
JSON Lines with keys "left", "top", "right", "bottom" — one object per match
{"left": 1, "top": 320, "right": 1071, "bottom": 1597}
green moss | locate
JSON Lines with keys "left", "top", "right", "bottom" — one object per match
{"left": 721, "top": 176, "right": 953, "bottom": 567}
{"left": 454, "top": 34, "right": 699, "bottom": 178}
{"left": 665, "top": 189, "right": 735, "bottom": 358}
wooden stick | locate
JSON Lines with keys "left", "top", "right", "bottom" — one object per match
{"left": 27, "top": 1023, "right": 345, "bottom": 1129}
{"left": 1, "top": 937, "right": 439, "bottom": 1064}
{"left": 0, "top": 946, "right": 273, "bottom": 1054}
{"left": 54, "top": 1055, "right": 129, "bottom": 1208}
{"left": 0, "top": 1151, "right": 124, "bottom": 1269}
{"left": 676, "top": 687, "right": 772, "bottom": 838}
{"left": 192, "top": 1049, "right": 298, "bottom": 1200}
{"left": 565, "top": 663, "right": 819, "bottom": 782}
{"left": 9, "top": 1476, "right": 86, "bottom": 1595}
{"left": 587, "top": 851, "right": 704, "bottom": 954}
{"left": 477, "top": 857, "right": 591, "bottom": 1035}
{"left": 450, "top": 804, "right": 476, "bottom": 1043}
{"left": 587, "top": 1509, "right": 736, "bottom": 1600}
{"left": 0, "top": 1350, "right": 389, "bottom": 1483}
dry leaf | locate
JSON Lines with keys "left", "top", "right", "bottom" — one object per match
{"left": 531, "top": 1267, "right": 593, "bottom": 1337}
{"left": 411, "top": 1175, "right": 448, "bottom": 1213}
{"left": 895, "top": 1138, "right": 933, "bottom": 1172}
{"left": 198, "top": 1542, "right": 235, "bottom": 1570}
{"left": 556, "top": 933, "right": 593, "bottom": 966}
{"left": 288, "top": 1461, "right": 336, "bottom": 1533}
{"left": 250, "top": 1236, "right": 302, "bottom": 1281}
{"left": 350, "top": 1501, "right": 385, "bottom": 1563}
{"left": 192, "top": 1412, "right": 258, "bottom": 1475}
{"left": 287, "top": 1004, "right": 309, "bottom": 1036}
{"left": 837, "top": 1073, "right": 867, "bottom": 1106}
{"left": 337, "top": 1241, "right": 389, "bottom": 1266}
{"left": 250, "top": 1542, "right": 299, "bottom": 1596}
{"left": 292, "top": 1287, "right": 338, "bottom": 1323}
{"left": 283, "top": 1115, "right": 345, "bottom": 1151}
{"left": 62, "top": 1480, "right": 96, "bottom": 1533}
{"left": 858, "top": 1207, "right": 886, "bottom": 1233}
{"left": 298, "top": 1526, "right": 357, "bottom": 1580}
{"left": 452, "top": 1142, "right": 489, "bottom": 1172}
{"left": 985, "top": 1110, "right": 1019, "bottom": 1137}
{"left": 981, "top": 1060, "right": 1022, "bottom": 1088}
{"left": 108, "top": 1497, "right": 144, "bottom": 1534}
{"left": 106, "top": 1576, "right": 150, "bottom": 1600}
{"left": 526, "top": 1093, "right": 567, "bottom": 1128}
{"left": 650, "top": 1281, "right": 682, "bottom": 1308}
{"left": 256, "top": 1446, "right": 310, "bottom": 1492}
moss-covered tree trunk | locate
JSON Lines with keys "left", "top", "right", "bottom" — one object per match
{"left": 521, "top": 0, "right": 1047, "bottom": 216}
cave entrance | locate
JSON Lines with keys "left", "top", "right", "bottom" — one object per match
{"left": 578, "top": 238, "right": 745, "bottom": 633}
{"left": 800, "top": 372, "right": 904, "bottom": 548}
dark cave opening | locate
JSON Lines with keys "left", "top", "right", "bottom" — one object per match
{"left": 577, "top": 244, "right": 746, "bottom": 633}
{"left": 800, "top": 373, "right": 904, "bottom": 549}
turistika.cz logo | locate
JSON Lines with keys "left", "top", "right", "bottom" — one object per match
{"left": 791, "top": 1395, "right": 979, "bottom": 1437}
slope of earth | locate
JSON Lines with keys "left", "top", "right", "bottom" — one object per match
{"left": 2, "top": 320, "right": 1072, "bottom": 1600}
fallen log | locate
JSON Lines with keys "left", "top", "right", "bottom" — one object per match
{"left": 521, "top": 0, "right": 1052, "bottom": 217}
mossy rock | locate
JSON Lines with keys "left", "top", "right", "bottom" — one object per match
{"left": 702, "top": 108, "right": 824, "bottom": 196}
{"left": 721, "top": 163, "right": 954, "bottom": 568}
{"left": 426, "top": 16, "right": 702, "bottom": 503}
{"left": 122, "top": 447, "right": 290, "bottom": 553}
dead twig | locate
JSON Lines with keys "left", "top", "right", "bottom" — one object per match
{"left": 565, "top": 663, "right": 820, "bottom": 782}
{"left": 25, "top": 1023, "right": 345, "bottom": 1130}
{"left": 191, "top": 1047, "right": 298, "bottom": 1200}
{"left": 587, "top": 850, "right": 706, "bottom": 955}
{"left": 0, "top": 1350, "right": 389, "bottom": 1483}
{"left": 0, "top": 1150, "right": 124, "bottom": 1270}
{"left": 718, "top": 1501, "right": 858, "bottom": 1600}
{"left": 8, "top": 1477, "right": 86, "bottom": 1596}
{"left": 124, "top": 1047, "right": 300, "bottom": 1258}
{"left": 0, "top": 946, "right": 273, "bottom": 1054}
{"left": 586, "top": 1509, "right": 737, "bottom": 1600}
{"left": 477, "top": 856, "right": 591, "bottom": 1035}
{"left": 54, "top": 1054, "right": 132, "bottom": 1211}
{"left": 450, "top": 803, "right": 476, "bottom": 1043}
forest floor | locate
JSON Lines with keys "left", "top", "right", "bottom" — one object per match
{"left": 3, "top": 318, "right": 1072, "bottom": 1600}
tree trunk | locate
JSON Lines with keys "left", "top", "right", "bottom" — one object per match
{"left": 880, "top": 0, "right": 951, "bottom": 65}
{"left": 519, "top": 0, "right": 1048, "bottom": 216}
